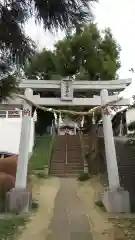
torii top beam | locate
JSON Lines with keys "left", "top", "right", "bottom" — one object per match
{"left": 19, "top": 79, "right": 132, "bottom": 92}
{"left": 1, "top": 79, "right": 131, "bottom": 109}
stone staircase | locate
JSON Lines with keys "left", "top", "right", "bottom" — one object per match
{"left": 50, "top": 135, "right": 84, "bottom": 177}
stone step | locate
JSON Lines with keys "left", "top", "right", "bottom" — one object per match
{"left": 52, "top": 155, "right": 66, "bottom": 159}
{"left": 66, "top": 158, "right": 83, "bottom": 161}
{"left": 66, "top": 169, "right": 83, "bottom": 173}
{"left": 50, "top": 164, "right": 84, "bottom": 168}
{"left": 50, "top": 135, "right": 83, "bottom": 176}
{"left": 50, "top": 173, "right": 80, "bottom": 177}
{"left": 66, "top": 152, "right": 82, "bottom": 155}
{"left": 51, "top": 160, "right": 65, "bottom": 163}
{"left": 50, "top": 171, "right": 83, "bottom": 176}
{"left": 50, "top": 169, "right": 83, "bottom": 174}
{"left": 52, "top": 156, "right": 83, "bottom": 160}
{"left": 53, "top": 154, "right": 82, "bottom": 157}
{"left": 66, "top": 150, "right": 82, "bottom": 152}
{"left": 50, "top": 167, "right": 83, "bottom": 171}
{"left": 51, "top": 158, "right": 83, "bottom": 161}
{"left": 51, "top": 161, "right": 83, "bottom": 165}
{"left": 50, "top": 165, "right": 64, "bottom": 169}
{"left": 65, "top": 163, "right": 83, "bottom": 166}
{"left": 50, "top": 165, "right": 84, "bottom": 169}
{"left": 52, "top": 162, "right": 83, "bottom": 165}
{"left": 52, "top": 158, "right": 83, "bottom": 161}
{"left": 54, "top": 148, "right": 81, "bottom": 151}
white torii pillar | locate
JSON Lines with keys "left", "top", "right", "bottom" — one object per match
{"left": 7, "top": 88, "right": 33, "bottom": 214}
{"left": 100, "top": 89, "right": 130, "bottom": 213}
{"left": 15, "top": 88, "right": 33, "bottom": 188}
{"left": 100, "top": 89, "right": 120, "bottom": 189}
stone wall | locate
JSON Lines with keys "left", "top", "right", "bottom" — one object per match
{"left": 98, "top": 136, "right": 135, "bottom": 212}
{"left": 84, "top": 128, "right": 106, "bottom": 175}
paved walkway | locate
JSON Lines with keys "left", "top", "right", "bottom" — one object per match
{"left": 47, "top": 178, "right": 93, "bottom": 240}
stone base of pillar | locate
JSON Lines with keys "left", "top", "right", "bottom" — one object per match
{"left": 102, "top": 187, "right": 130, "bottom": 213}
{"left": 44, "top": 165, "right": 49, "bottom": 175}
{"left": 6, "top": 188, "right": 32, "bottom": 214}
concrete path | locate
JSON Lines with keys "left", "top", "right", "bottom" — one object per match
{"left": 47, "top": 178, "right": 93, "bottom": 240}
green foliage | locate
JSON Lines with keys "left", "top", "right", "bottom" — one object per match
{"left": 32, "top": 199, "right": 39, "bottom": 210}
{"left": 128, "top": 121, "right": 135, "bottom": 131}
{"left": 0, "top": 74, "right": 18, "bottom": 102}
{"left": 0, "top": 60, "right": 20, "bottom": 102}
{"left": 0, "top": 215, "right": 28, "bottom": 240}
{"left": 34, "top": 171, "right": 48, "bottom": 179}
{"left": 78, "top": 173, "right": 91, "bottom": 181}
{"left": 128, "top": 98, "right": 135, "bottom": 134}
{"left": 0, "top": 2, "right": 35, "bottom": 65}
{"left": 0, "top": 0, "right": 94, "bottom": 65}
{"left": 95, "top": 200, "right": 105, "bottom": 209}
{"left": 55, "top": 24, "right": 121, "bottom": 79}
{"left": 127, "top": 132, "right": 135, "bottom": 146}
{"left": 25, "top": 49, "right": 58, "bottom": 80}
{"left": 0, "top": 0, "right": 95, "bottom": 100}
{"left": 26, "top": 23, "right": 121, "bottom": 81}
{"left": 29, "top": 135, "right": 52, "bottom": 171}
{"left": 32, "top": 0, "right": 95, "bottom": 30}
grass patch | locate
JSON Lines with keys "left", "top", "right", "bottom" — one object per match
{"left": 94, "top": 200, "right": 106, "bottom": 211}
{"left": 78, "top": 173, "right": 91, "bottom": 181}
{"left": 29, "top": 135, "right": 52, "bottom": 171}
{"left": 0, "top": 215, "right": 28, "bottom": 240}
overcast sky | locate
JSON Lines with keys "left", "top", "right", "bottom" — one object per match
{"left": 25, "top": 0, "right": 135, "bottom": 97}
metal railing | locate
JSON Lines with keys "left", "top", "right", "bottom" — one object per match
{"left": 0, "top": 110, "right": 22, "bottom": 118}
{"left": 79, "top": 131, "right": 88, "bottom": 173}
{"left": 48, "top": 129, "right": 56, "bottom": 174}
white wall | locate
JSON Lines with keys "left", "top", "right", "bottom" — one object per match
{"left": 126, "top": 108, "right": 135, "bottom": 126}
{"left": 0, "top": 118, "right": 35, "bottom": 154}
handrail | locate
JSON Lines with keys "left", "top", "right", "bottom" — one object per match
{"left": 65, "top": 134, "right": 68, "bottom": 164}
{"left": 79, "top": 131, "right": 88, "bottom": 173}
{"left": 48, "top": 127, "right": 56, "bottom": 174}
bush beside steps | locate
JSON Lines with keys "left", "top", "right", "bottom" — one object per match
{"left": 78, "top": 173, "right": 91, "bottom": 181}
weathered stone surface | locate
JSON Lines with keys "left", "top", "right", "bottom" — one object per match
{"left": 6, "top": 187, "right": 32, "bottom": 214}
{"left": 102, "top": 188, "right": 130, "bottom": 213}
{"left": 47, "top": 178, "right": 93, "bottom": 240}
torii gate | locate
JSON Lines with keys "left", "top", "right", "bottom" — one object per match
{"left": 5, "top": 78, "right": 131, "bottom": 213}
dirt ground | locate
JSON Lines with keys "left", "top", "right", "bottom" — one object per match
{"left": 77, "top": 176, "right": 115, "bottom": 239}
{"left": 16, "top": 176, "right": 135, "bottom": 240}
{"left": 17, "top": 176, "right": 60, "bottom": 240}
{"left": 78, "top": 175, "right": 135, "bottom": 240}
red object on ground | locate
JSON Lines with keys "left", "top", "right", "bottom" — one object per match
{"left": 0, "top": 154, "right": 31, "bottom": 195}
{"left": 0, "top": 172, "right": 15, "bottom": 194}
{"left": 0, "top": 154, "right": 18, "bottom": 177}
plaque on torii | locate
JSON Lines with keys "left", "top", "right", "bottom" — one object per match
{"left": 61, "top": 77, "right": 73, "bottom": 101}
